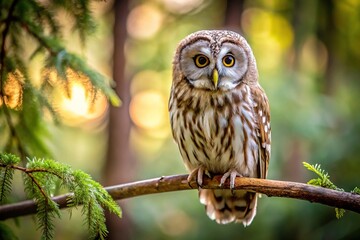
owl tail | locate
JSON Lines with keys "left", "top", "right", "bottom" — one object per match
{"left": 199, "top": 189, "right": 257, "bottom": 226}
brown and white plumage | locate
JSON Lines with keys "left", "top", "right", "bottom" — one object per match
{"left": 169, "top": 30, "right": 271, "bottom": 226}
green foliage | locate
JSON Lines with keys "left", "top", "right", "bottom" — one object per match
{"left": 0, "top": 1, "right": 122, "bottom": 238}
{"left": 0, "top": 0, "right": 120, "bottom": 159}
{"left": 68, "top": 170, "right": 122, "bottom": 239}
{"left": 352, "top": 187, "right": 360, "bottom": 195}
{"left": 303, "top": 162, "right": 360, "bottom": 220}
{"left": 335, "top": 208, "right": 345, "bottom": 220}
{"left": 45, "top": 51, "right": 120, "bottom": 106}
{"left": 0, "top": 153, "right": 121, "bottom": 239}
{"left": 302, "top": 162, "right": 342, "bottom": 191}
{"left": 0, "top": 154, "right": 20, "bottom": 203}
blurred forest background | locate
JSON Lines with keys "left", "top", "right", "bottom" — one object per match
{"left": 2, "top": 0, "right": 360, "bottom": 239}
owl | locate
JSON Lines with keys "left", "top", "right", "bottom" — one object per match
{"left": 169, "top": 30, "right": 271, "bottom": 226}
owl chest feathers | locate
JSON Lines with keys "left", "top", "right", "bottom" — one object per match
{"left": 170, "top": 83, "right": 260, "bottom": 177}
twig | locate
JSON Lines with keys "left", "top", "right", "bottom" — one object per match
{"left": 26, "top": 173, "right": 50, "bottom": 202}
{"left": 0, "top": 174, "right": 360, "bottom": 220}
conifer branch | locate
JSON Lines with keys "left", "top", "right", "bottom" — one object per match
{"left": 0, "top": 1, "right": 120, "bottom": 238}
{"left": 0, "top": 155, "right": 121, "bottom": 239}
{"left": 0, "top": 0, "right": 29, "bottom": 160}
{"left": 1, "top": 174, "right": 360, "bottom": 220}
{"left": 26, "top": 172, "right": 49, "bottom": 200}
{"left": 0, "top": 163, "right": 64, "bottom": 193}
{"left": 9, "top": 165, "right": 63, "bottom": 179}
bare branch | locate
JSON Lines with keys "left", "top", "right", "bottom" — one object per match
{"left": 1, "top": 174, "right": 360, "bottom": 220}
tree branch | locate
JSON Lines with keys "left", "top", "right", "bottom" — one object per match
{"left": 1, "top": 174, "right": 360, "bottom": 220}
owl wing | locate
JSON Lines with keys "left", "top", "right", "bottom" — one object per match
{"left": 250, "top": 85, "right": 271, "bottom": 179}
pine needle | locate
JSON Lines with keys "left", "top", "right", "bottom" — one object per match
{"left": 1, "top": 155, "right": 121, "bottom": 239}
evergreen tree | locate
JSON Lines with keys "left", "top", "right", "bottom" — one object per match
{"left": 0, "top": 1, "right": 121, "bottom": 239}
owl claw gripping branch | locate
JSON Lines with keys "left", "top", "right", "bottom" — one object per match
{"left": 169, "top": 30, "right": 271, "bottom": 226}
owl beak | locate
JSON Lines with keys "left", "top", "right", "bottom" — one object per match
{"left": 212, "top": 68, "right": 219, "bottom": 88}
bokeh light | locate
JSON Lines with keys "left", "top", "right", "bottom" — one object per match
{"left": 0, "top": 71, "right": 23, "bottom": 109}
{"left": 242, "top": 8, "right": 293, "bottom": 71}
{"left": 127, "top": 3, "right": 164, "bottom": 39}
{"left": 60, "top": 82, "right": 90, "bottom": 117}
{"left": 157, "top": 209, "right": 195, "bottom": 236}
{"left": 129, "top": 90, "right": 167, "bottom": 130}
{"left": 162, "top": 0, "right": 204, "bottom": 14}
{"left": 50, "top": 70, "right": 108, "bottom": 126}
{"left": 300, "top": 36, "right": 328, "bottom": 75}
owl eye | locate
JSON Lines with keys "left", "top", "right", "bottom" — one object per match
{"left": 194, "top": 54, "right": 209, "bottom": 68}
{"left": 222, "top": 55, "right": 235, "bottom": 67}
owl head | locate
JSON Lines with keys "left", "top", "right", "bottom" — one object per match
{"left": 173, "top": 30, "right": 258, "bottom": 92}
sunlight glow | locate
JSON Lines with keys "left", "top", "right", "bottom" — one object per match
{"left": 61, "top": 82, "right": 89, "bottom": 117}
{"left": 56, "top": 76, "right": 108, "bottom": 126}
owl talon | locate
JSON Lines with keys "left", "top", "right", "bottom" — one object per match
{"left": 187, "top": 166, "right": 205, "bottom": 188}
{"left": 220, "top": 170, "right": 243, "bottom": 190}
